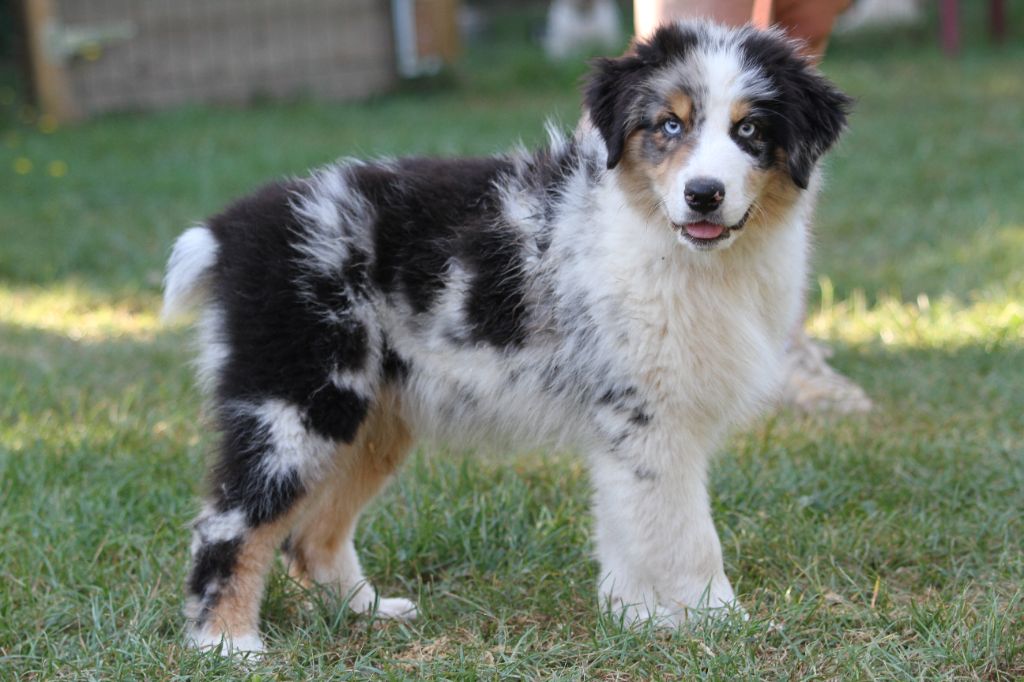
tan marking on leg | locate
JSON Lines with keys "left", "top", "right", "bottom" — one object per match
{"left": 197, "top": 511, "right": 299, "bottom": 646}
{"left": 287, "top": 390, "right": 413, "bottom": 588}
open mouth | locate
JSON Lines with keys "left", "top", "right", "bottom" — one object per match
{"left": 673, "top": 209, "right": 752, "bottom": 248}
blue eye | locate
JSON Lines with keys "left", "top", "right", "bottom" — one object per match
{"left": 737, "top": 121, "right": 758, "bottom": 138}
{"left": 662, "top": 118, "right": 683, "bottom": 136}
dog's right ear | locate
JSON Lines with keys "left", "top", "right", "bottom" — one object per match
{"left": 584, "top": 54, "right": 647, "bottom": 170}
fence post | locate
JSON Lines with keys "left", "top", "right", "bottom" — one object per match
{"left": 21, "top": 0, "right": 79, "bottom": 122}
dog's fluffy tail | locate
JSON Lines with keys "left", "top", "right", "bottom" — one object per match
{"left": 163, "top": 225, "right": 218, "bottom": 321}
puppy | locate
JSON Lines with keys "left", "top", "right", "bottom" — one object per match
{"left": 164, "top": 21, "right": 850, "bottom": 654}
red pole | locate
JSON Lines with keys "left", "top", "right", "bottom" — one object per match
{"left": 990, "top": 0, "right": 1006, "bottom": 43}
{"left": 939, "top": 0, "right": 960, "bottom": 56}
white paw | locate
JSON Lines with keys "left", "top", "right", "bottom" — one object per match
{"left": 613, "top": 599, "right": 680, "bottom": 629}
{"left": 187, "top": 628, "right": 265, "bottom": 657}
{"left": 601, "top": 577, "right": 745, "bottom": 629}
{"left": 368, "top": 596, "right": 418, "bottom": 621}
{"left": 344, "top": 581, "right": 418, "bottom": 620}
{"left": 610, "top": 598, "right": 746, "bottom": 629}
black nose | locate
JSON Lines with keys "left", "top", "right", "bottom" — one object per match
{"left": 684, "top": 177, "right": 725, "bottom": 213}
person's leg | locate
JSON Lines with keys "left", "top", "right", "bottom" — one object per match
{"left": 635, "top": 0, "right": 852, "bottom": 54}
{"left": 773, "top": 0, "right": 853, "bottom": 61}
{"left": 635, "top": 0, "right": 754, "bottom": 38}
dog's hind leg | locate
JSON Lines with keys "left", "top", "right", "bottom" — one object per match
{"left": 184, "top": 397, "right": 361, "bottom": 655}
{"left": 283, "top": 390, "right": 417, "bottom": 620}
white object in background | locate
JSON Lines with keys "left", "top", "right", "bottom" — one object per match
{"left": 544, "top": 0, "right": 622, "bottom": 60}
{"left": 836, "top": 0, "right": 922, "bottom": 33}
{"left": 392, "top": 0, "right": 443, "bottom": 78}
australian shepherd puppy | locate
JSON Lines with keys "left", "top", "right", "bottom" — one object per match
{"left": 164, "top": 21, "right": 850, "bottom": 654}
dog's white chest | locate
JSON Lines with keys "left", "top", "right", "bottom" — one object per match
{"left": 596, "top": 229, "right": 805, "bottom": 437}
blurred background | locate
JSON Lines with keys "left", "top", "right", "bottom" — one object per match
{"left": 1, "top": 0, "right": 1021, "bottom": 304}
{"left": 1, "top": 3, "right": 1022, "bottom": 677}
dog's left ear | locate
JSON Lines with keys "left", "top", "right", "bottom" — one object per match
{"left": 584, "top": 54, "right": 647, "bottom": 170}
{"left": 777, "top": 64, "right": 853, "bottom": 189}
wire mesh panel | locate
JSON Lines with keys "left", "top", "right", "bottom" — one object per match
{"left": 50, "top": 0, "right": 397, "bottom": 116}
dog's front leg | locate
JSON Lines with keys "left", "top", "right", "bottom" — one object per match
{"left": 589, "top": 435, "right": 739, "bottom": 626}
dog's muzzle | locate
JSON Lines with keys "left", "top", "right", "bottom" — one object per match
{"left": 673, "top": 207, "right": 752, "bottom": 248}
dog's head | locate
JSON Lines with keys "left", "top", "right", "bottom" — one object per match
{"left": 585, "top": 22, "right": 852, "bottom": 252}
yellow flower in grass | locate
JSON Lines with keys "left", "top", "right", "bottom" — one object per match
{"left": 13, "top": 157, "right": 32, "bottom": 175}
{"left": 48, "top": 160, "right": 69, "bottom": 178}
{"left": 39, "top": 114, "right": 59, "bottom": 134}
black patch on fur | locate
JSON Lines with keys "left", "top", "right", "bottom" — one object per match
{"left": 528, "top": 142, "right": 589, "bottom": 222}
{"left": 609, "top": 430, "right": 630, "bottom": 451}
{"left": 730, "top": 118, "right": 776, "bottom": 170}
{"left": 382, "top": 343, "right": 411, "bottom": 384}
{"left": 211, "top": 410, "right": 305, "bottom": 526}
{"left": 629, "top": 409, "right": 652, "bottom": 427}
{"left": 597, "top": 384, "right": 651, "bottom": 427}
{"left": 633, "top": 466, "right": 657, "bottom": 481}
{"left": 739, "top": 32, "right": 852, "bottom": 188}
{"left": 200, "top": 180, "right": 384, "bottom": 526}
{"left": 584, "top": 55, "right": 647, "bottom": 169}
{"left": 598, "top": 385, "right": 638, "bottom": 406}
{"left": 585, "top": 25, "right": 700, "bottom": 169}
{"left": 187, "top": 537, "right": 242, "bottom": 614}
{"left": 353, "top": 157, "right": 514, "bottom": 315}
{"left": 462, "top": 223, "right": 529, "bottom": 348}
{"left": 343, "top": 245, "right": 373, "bottom": 298}
{"left": 304, "top": 385, "right": 369, "bottom": 443}
{"left": 206, "top": 181, "right": 373, "bottom": 400}
{"left": 354, "top": 157, "right": 535, "bottom": 350}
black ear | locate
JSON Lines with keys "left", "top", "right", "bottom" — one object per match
{"left": 585, "top": 24, "right": 699, "bottom": 170}
{"left": 742, "top": 30, "right": 853, "bottom": 189}
{"left": 584, "top": 54, "right": 647, "bottom": 170}
{"left": 781, "top": 67, "right": 853, "bottom": 189}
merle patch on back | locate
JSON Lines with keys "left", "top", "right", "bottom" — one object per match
{"left": 206, "top": 181, "right": 369, "bottom": 408}
{"left": 355, "top": 157, "right": 514, "bottom": 316}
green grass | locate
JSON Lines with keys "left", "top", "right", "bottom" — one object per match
{"left": 2, "top": 6, "right": 1023, "bottom": 679}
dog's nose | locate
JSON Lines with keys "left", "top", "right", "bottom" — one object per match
{"left": 684, "top": 178, "right": 725, "bottom": 213}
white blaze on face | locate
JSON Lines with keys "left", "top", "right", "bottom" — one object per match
{"left": 666, "top": 46, "right": 768, "bottom": 228}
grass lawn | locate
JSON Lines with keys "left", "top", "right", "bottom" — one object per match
{"left": 2, "top": 6, "right": 1022, "bottom": 680}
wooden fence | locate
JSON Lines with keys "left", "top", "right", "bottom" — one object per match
{"left": 21, "top": 0, "right": 414, "bottom": 121}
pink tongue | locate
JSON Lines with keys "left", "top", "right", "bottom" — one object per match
{"left": 685, "top": 222, "right": 725, "bottom": 239}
